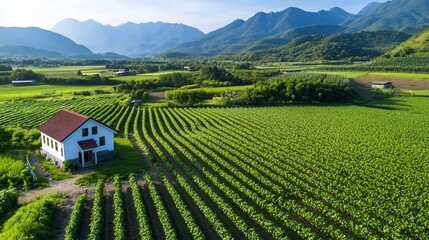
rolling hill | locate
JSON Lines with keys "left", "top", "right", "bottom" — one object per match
{"left": 174, "top": 7, "right": 352, "bottom": 56}
{"left": 51, "top": 19, "right": 204, "bottom": 57}
{"left": 246, "top": 24, "right": 346, "bottom": 51}
{"left": 383, "top": 28, "right": 429, "bottom": 58}
{"left": 0, "top": 27, "right": 94, "bottom": 57}
{"left": 227, "top": 30, "right": 411, "bottom": 62}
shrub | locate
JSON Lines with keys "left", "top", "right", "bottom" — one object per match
{"left": 0, "top": 189, "right": 19, "bottom": 216}
{"left": 64, "top": 161, "right": 79, "bottom": 172}
{"left": 0, "top": 193, "right": 62, "bottom": 240}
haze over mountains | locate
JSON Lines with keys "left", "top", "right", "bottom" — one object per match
{"left": 0, "top": 0, "right": 429, "bottom": 58}
{"left": 0, "top": 27, "right": 94, "bottom": 57}
{"left": 51, "top": 19, "right": 204, "bottom": 57}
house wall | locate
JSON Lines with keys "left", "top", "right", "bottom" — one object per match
{"left": 40, "top": 133, "right": 65, "bottom": 162}
{"left": 63, "top": 119, "right": 115, "bottom": 161}
{"left": 372, "top": 84, "right": 386, "bottom": 89}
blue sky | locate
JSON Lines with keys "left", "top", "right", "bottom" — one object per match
{"left": 0, "top": 0, "right": 385, "bottom": 33}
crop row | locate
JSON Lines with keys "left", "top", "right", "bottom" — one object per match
{"left": 64, "top": 194, "right": 87, "bottom": 240}
{"left": 87, "top": 180, "right": 105, "bottom": 240}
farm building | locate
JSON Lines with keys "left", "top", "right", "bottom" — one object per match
{"left": 130, "top": 99, "right": 141, "bottom": 106}
{"left": 38, "top": 109, "right": 117, "bottom": 168}
{"left": 114, "top": 71, "right": 129, "bottom": 76}
{"left": 372, "top": 81, "right": 393, "bottom": 89}
{"left": 11, "top": 80, "right": 36, "bottom": 86}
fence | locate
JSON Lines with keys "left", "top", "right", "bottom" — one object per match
{"left": 25, "top": 155, "right": 38, "bottom": 181}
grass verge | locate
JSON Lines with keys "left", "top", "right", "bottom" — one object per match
{"left": 76, "top": 137, "right": 147, "bottom": 186}
{"left": 41, "top": 161, "right": 73, "bottom": 181}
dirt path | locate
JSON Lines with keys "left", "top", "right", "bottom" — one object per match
{"left": 122, "top": 181, "right": 138, "bottom": 240}
{"left": 78, "top": 194, "right": 95, "bottom": 240}
{"left": 20, "top": 153, "right": 95, "bottom": 204}
{"left": 29, "top": 153, "right": 48, "bottom": 180}
{"left": 19, "top": 169, "right": 94, "bottom": 204}
{"left": 150, "top": 92, "right": 166, "bottom": 101}
{"left": 353, "top": 75, "right": 429, "bottom": 90}
{"left": 18, "top": 153, "right": 96, "bottom": 239}
{"left": 104, "top": 183, "right": 114, "bottom": 240}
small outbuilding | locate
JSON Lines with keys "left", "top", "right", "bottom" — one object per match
{"left": 372, "top": 81, "right": 393, "bottom": 89}
{"left": 114, "top": 71, "right": 129, "bottom": 76}
{"left": 38, "top": 109, "right": 117, "bottom": 168}
{"left": 12, "top": 80, "right": 36, "bottom": 86}
{"left": 130, "top": 99, "right": 141, "bottom": 106}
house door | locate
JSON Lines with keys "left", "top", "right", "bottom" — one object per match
{"left": 84, "top": 150, "right": 93, "bottom": 162}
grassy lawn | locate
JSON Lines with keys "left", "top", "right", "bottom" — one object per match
{"left": 40, "top": 160, "right": 72, "bottom": 181}
{"left": 22, "top": 66, "right": 106, "bottom": 72}
{"left": 19, "top": 66, "right": 108, "bottom": 78}
{"left": 112, "top": 75, "right": 159, "bottom": 82}
{"left": 310, "top": 71, "right": 429, "bottom": 80}
{"left": 199, "top": 85, "right": 252, "bottom": 93}
{"left": 112, "top": 70, "right": 188, "bottom": 82}
{"left": 0, "top": 85, "right": 113, "bottom": 100}
{"left": 76, "top": 137, "right": 147, "bottom": 186}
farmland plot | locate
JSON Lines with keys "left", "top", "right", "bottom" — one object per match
{"left": 2, "top": 94, "right": 429, "bottom": 239}
{"left": 61, "top": 96, "right": 429, "bottom": 239}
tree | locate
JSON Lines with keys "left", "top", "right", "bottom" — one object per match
{"left": 198, "top": 66, "right": 234, "bottom": 82}
{"left": 130, "top": 90, "right": 150, "bottom": 102}
{"left": 11, "top": 69, "right": 44, "bottom": 81}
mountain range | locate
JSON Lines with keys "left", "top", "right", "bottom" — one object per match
{"left": 51, "top": 19, "right": 204, "bottom": 57}
{"left": 343, "top": 0, "right": 429, "bottom": 32}
{"left": 0, "top": 27, "right": 94, "bottom": 57}
{"left": 1, "top": 0, "right": 429, "bottom": 58}
{"left": 227, "top": 30, "right": 411, "bottom": 62}
{"left": 175, "top": 0, "right": 429, "bottom": 56}
{"left": 173, "top": 7, "right": 352, "bottom": 56}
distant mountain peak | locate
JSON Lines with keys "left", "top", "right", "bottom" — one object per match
{"left": 174, "top": 6, "right": 352, "bottom": 56}
{"left": 0, "top": 26, "right": 94, "bottom": 57}
{"left": 345, "top": 0, "right": 429, "bottom": 32}
{"left": 356, "top": 2, "right": 384, "bottom": 16}
{"left": 51, "top": 18, "right": 204, "bottom": 56}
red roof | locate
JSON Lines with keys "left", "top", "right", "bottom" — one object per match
{"left": 39, "top": 109, "right": 117, "bottom": 142}
{"left": 39, "top": 109, "right": 89, "bottom": 142}
{"left": 78, "top": 139, "right": 98, "bottom": 150}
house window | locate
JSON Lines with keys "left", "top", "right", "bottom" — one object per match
{"left": 82, "top": 128, "right": 88, "bottom": 137}
{"left": 99, "top": 136, "right": 105, "bottom": 146}
{"left": 50, "top": 139, "right": 53, "bottom": 148}
{"left": 61, "top": 148, "right": 63, "bottom": 157}
{"left": 55, "top": 142, "right": 58, "bottom": 152}
{"left": 92, "top": 126, "right": 98, "bottom": 135}
{"left": 43, "top": 135, "right": 46, "bottom": 144}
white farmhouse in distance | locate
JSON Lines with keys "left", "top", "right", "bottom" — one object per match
{"left": 38, "top": 109, "right": 117, "bottom": 167}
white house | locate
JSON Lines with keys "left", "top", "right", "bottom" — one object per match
{"left": 38, "top": 109, "right": 117, "bottom": 168}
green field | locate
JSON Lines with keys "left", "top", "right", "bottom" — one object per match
{"left": 0, "top": 85, "right": 113, "bottom": 100}
{"left": 165, "top": 85, "right": 251, "bottom": 95}
{"left": 112, "top": 75, "right": 159, "bottom": 82}
{"left": 23, "top": 66, "right": 105, "bottom": 72}
{"left": 112, "top": 70, "right": 188, "bottom": 82}
{"left": 1, "top": 93, "right": 429, "bottom": 238}
{"left": 311, "top": 71, "right": 429, "bottom": 80}
{"left": 21, "top": 66, "right": 108, "bottom": 78}
{"left": 76, "top": 137, "right": 147, "bottom": 186}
